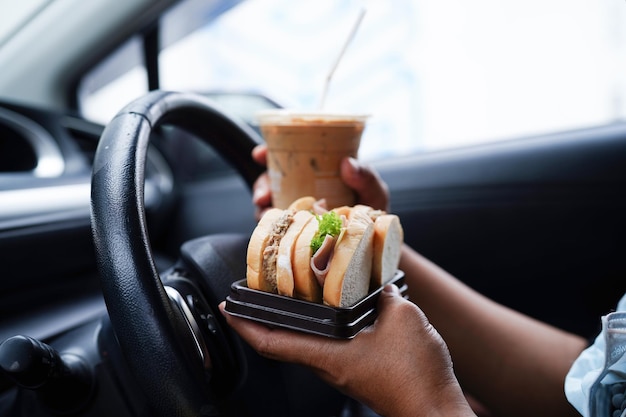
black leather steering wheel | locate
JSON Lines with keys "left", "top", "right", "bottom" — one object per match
{"left": 90, "top": 91, "right": 264, "bottom": 417}
{"left": 91, "top": 91, "right": 348, "bottom": 417}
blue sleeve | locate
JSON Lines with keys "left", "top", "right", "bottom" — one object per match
{"left": 565, "top": 294, "right": 626, "bottom": 417}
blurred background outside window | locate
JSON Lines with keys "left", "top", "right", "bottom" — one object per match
{"left": 79, "top": 0, "right": 626, "bottom": 161}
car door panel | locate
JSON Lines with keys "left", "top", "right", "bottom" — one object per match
{"left": 376, "top": 124, "right": 626, "bottom": 338}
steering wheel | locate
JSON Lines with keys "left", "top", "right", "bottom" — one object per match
{"left": 91, "top": 91, "right": 349, "bottom": 417}
{"left": 91, "top": 91, "right": 348, "bottom": 417}
{"left": 91, "top": 91, "right": 266, "bottom": 416}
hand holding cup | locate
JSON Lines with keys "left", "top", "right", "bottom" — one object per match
{"left": 251, "top": 141, "right": 389, "bottom": 220}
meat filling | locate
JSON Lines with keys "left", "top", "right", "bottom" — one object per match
{"left": 310, "top": 215, "right": 347, "bottom": 287}
{"left": 310, "top": 234, "right": 336, "bottom": 287}
{"left": 262, "top": 210, "right": 294, "bottom": 292}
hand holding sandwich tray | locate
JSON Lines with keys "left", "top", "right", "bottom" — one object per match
{"left": 224, "top": 196, "right": 406, "bottom": 338}
{"left": 220, "top": 283, "right": 472, "bottom": 417}
{"left": 219, "top": 146, "right": 475, "bottom": 416}
{"left": 222, "top": 144, "right": 590, "bottom": 416}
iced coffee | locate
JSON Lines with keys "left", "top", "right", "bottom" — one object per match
{"left": 257, "top": 110, "right": 368, "bottom": 210}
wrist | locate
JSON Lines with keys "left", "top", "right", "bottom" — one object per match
{"left": 387, "top": 380, "right": 477, "bottom": 417}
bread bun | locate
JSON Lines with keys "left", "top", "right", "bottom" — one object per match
{"left": 246, "top": 201, "right": 403, "bottom": 308}
{"left": 247, "top": 208, "right": 284, "bottom": 292}
{"left": 288, "top": 196, "right": 317, "bottom": 211}
{"left": 371, "top": 214, "right": 404, "bottom": 287}
{"left": 323, "top": 209, "right": 374, "bottom": 307}
{"left": 292, "top": 215, "right": 323, "bottom": 302}
{"left": 288, "top": 196, "right": 329, "bottom": 214}
{"left": 331, "top": 205, "right": 352, "bottom": 218}
{"left": 277, "top": 210, "right": 314, "bottom": 297}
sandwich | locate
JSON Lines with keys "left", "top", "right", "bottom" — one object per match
{"left": 246, "top": 198, "right": 403, "bottom": 307}
{"left": 246, "top": 207, "right": 293, "bottom": 293}
{"left": 351, "top": 205, "right": 404, "bottom": 288}
{"left": 277, "top": 209, "right": 317, "bottom": 301}
{"left": 317, "top": 207, "right": 374, "bottom": 307}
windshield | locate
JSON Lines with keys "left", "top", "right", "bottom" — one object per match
{"left": 79, "top": 0, "right": 626, "bottom": 161}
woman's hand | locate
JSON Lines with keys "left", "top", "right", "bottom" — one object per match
{"left": 251, "top": 144, "right": 390, "bottom": 219}
{"left": 250, "top": 145, "right": 273, "bottom": 220}
{"left": 220, "top": 284, "right": 476, "bottom": 417}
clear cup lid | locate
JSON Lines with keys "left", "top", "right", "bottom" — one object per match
{"left": 255, "top": 109, "right": 370, "bottom": 125}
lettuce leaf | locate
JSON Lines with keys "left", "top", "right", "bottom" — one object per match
{"left": 310, "top": 211, "right": 342, "bottom": 255}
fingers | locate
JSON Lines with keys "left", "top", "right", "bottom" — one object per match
{"left": 251, "top": 144, "right": 267, "bottom": 166}
{"left": 252, "top": 173, "right": 272, "bottom": 220}
{"left": 218, "top": 302, "right": 341, "bottom": 366}
{"left": 252, "top": 144, "right": 390, "bottom": 215}
{"left": 251, "top": 145, "right": 272, "bottom": 220}
{"left": 340, "top": 157, "right": 390, "bottom": 212}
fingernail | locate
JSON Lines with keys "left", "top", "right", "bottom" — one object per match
{"left": 252, "top": 186, "right": 265, "bottom": 203}
{"left": 347, "top": 157, "right": 359, "bottom": 173}
{"left": 342, "top": 157, "right": 361, "bottom": 184}
{"left": 383, "top": 284, "right": 399, "bottom": 294}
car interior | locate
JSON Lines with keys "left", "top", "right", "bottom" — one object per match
{"left": 0, "top": 0, "right": 625, "bottom": 416}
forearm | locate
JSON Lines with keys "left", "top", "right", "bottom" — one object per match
{"left": 399, "top": 244, "right": 587, "bottom": 417}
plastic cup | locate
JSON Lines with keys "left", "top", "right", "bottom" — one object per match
{"left": 257, "top": 110, "right": 368, "bottom": 210}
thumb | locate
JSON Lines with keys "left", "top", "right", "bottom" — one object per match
{"left": 340, "top": 157, "right": 389, "bottom": 212}
{"left": 375, "top": 284, "right": 429, "bottom": 329}
{"left": 375, "top": 284, "right": 404, "bottom": 318}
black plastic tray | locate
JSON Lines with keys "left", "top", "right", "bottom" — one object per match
{"left": 224, "top": 270, "right": 406, "bottom": 339}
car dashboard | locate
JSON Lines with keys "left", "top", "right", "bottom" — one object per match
{"left": 0, "top": 99, "right": 178, "bottom": 398}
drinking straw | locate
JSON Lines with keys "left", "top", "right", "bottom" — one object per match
{"left": 318, "top": 7, "right": 367, "bottom": 110}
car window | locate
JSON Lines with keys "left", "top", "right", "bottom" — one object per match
{"left": 77, "top": 0, "right": 626, "bottom": 161}
{"left": 78, "top": 35, "right": 148, "bottom": 123}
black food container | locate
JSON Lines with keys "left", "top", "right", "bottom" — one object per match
{"left": 224, "top": 270, "right": 406, "bottom": 339}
